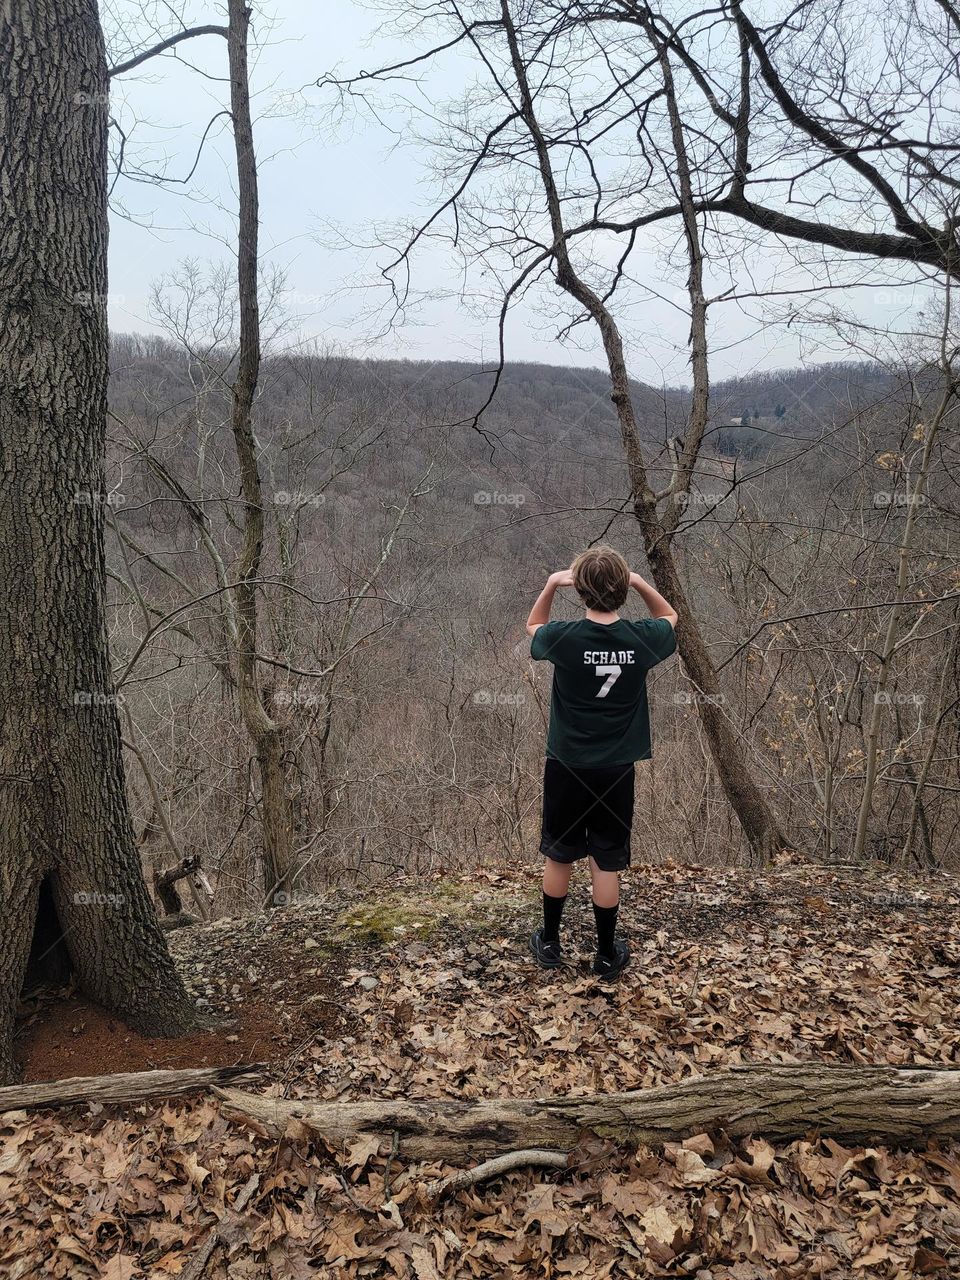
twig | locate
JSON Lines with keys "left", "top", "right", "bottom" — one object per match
{"left": 685, "top": 948, "right": 701, "bottom": 1007}
{"left": 422, "top": 1148, "right": 568, "bottom": 1201}
{"left": 181, "top": 1171, "right": 260, "bottom": 1280}
{"left": 337, "top": 1171, "right": 376, "bottom": 1216}
{"left": 382, "top": 1129, "right": 400, "bottom": 1204}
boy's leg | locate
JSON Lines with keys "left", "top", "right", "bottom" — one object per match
{"left": 589, "top": 858, "right": 620, "bottom": 958}
{"left": 542, "top": 857, "right": 573, "bottom": 941}
{"left": 533, "top": 762, "right": 587, "bottom": 966}
{"left": 584, "top": 763, "right": 633, "bottom": 976}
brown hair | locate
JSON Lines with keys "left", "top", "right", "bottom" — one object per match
{"left": 571, "top": 545, "right": 630, "bottom": 612}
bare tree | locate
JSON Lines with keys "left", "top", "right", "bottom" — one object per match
{"left": 223, "top": 0, "right": 298, "bottom": 900}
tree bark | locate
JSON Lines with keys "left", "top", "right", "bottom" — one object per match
{"left": 642, "top": 543, "right": 787, "bottom": 861}
{"left": 216, "top": 1064, "right": 960, "bottom": 1160}
{"left": 0, "top": 0, "right": 196, "bottom": 1082}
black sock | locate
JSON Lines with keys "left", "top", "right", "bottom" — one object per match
{"left": 593, "top": 901, "right": 618, "bottom": 959}
{"left": 542, "top": 892, "right": 566, "bottom": 942}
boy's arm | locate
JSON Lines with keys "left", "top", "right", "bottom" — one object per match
{"left": 629, "top": 572, "right": 678, "bottom": 628}
{"left": 526, "top": 569, "right": 573, "bottom": 637}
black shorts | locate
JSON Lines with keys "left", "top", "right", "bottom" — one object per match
{"left": 539, "top": 758, "right": 635, "bottom": 872}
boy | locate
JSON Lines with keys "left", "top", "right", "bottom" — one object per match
{"left": 526, "top": 545, "right": 677, "bottom": 979}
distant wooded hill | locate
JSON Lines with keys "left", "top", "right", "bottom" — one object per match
{"left": 109, "top": 334, "right": 903, "bottom": 472}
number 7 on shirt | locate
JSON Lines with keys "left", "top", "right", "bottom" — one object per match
{"left": 594, "top": 664, "right": 622, "bottom": 697}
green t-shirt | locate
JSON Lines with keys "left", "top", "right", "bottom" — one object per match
{"left": 530, "top": 617, "right": 677, "bottom": 767}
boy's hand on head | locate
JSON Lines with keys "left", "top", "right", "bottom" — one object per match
{"left": 628, "top": 570, "right": 679, "bottom": 626}
{"left": 527, "top": 569, "right": 574, "bottom": 634}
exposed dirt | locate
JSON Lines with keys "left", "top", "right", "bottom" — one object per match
{"left": 15, "top": 994, "right": 287, "bottom": 1080}
{"left": 14, "top": 906, "right": 355, "bottom": 1082}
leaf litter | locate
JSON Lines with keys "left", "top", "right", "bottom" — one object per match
{"left": 3, "top": 853, "right": 960, "bottom": 1278}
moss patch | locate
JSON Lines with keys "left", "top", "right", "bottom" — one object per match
{"left": 333, "top": 899, "right": 435, "bottom": 946}
{"left": 332, "top": 876, "right": 523, "bottom": 947}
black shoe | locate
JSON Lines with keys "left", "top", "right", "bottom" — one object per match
{"left": 592, "top": 939, "right": 630, "bottom": 981}
{"left": 529, "top": 928, "right": 562, "bottom": 969}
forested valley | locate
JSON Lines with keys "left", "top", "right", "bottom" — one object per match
{"left": 107, "top": 337, "right": 959, "bottom": 897}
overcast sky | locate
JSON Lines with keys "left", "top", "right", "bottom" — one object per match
{"left": 104, "top": 0, "right": 923, "bottom": 389}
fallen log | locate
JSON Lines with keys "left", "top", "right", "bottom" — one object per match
{"left": 215, "top": 1064, "right": 960, "bottom": 1160}
{"left": 0, "top": 1063, "right": 260, "bottom": 1113}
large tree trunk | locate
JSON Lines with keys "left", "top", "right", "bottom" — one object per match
{"left": 0, "top": 0, "right": 195, "bottom": 1082}
{"left": 216, "top": 1064, "right": 960, "bottom": 1161}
